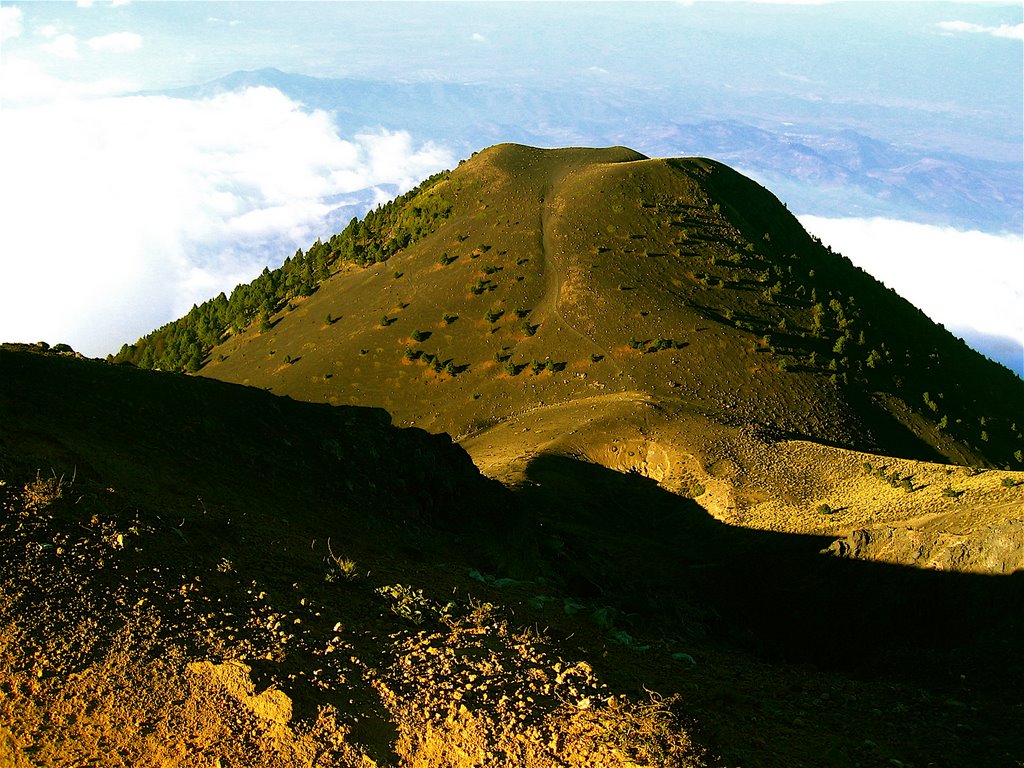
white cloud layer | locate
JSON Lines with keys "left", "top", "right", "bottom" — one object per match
{"left": 0, "top": 87, "right": 454, "bottom": 357}
{"left": 936, "top": 20, "right": 1024, "bottom": 40}
{"left": 799, "top": 216, "right": 1024, "bottom": 371}
{"left": 42, "top": 33, "right": 80, "bottom": 59}
{"left": 0, "top": 6, "right": 23, "bottom": 41}
{"left": 86, "top": 31, "right": 143, "bottom": 53}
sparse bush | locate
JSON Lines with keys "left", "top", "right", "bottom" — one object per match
{"left": 22, "top": 471, "right": 68, "bottom": 512}
{"left": 521, "top": 320, "right": 538, "bottom": 336}
{"left": 484, "top": 308, "right": 504, "bottom": 324}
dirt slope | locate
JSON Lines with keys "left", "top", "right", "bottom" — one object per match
{"left": 197, "top": 144, "right": 1024, "bottom": 572}
{"left": 3, "top": 346, "right": 1023, "bottom": 767}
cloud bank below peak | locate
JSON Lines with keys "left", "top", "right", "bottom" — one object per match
{"left": 0, "top": 86, "right": 454, "bottom": 357}
{"left": 799, "top": 216, "right": 1024, "bottom": 376}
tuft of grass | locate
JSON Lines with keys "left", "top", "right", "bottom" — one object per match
{"left": 23, "top": 470, "right": 70, "bottom": 512}
{"left": 325, "top": 538, "right": 359, "bottom": 582}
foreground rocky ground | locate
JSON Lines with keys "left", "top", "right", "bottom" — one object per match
{"left": 2, "top": 347, "right": 1022, "bottom": 767}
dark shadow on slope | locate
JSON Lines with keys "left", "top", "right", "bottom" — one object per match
{"left": 516, "top": 454, "right": 1024, "bottom": 686}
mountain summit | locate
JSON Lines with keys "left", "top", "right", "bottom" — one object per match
{"left": 117, "top": 143, "right": 1024, "bottom": 567}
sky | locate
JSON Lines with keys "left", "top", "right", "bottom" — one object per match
{"left": 0, "top": 1, "right": 1021, "bottom": 373}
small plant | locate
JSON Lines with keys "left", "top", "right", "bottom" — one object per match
{"left": 590, "top": 353, "right": 604, "bottom": 363}
{"left": 22, "top": 470, "right": 69, "bottom": 512}
{"left": 1001, "top": 477, "right": 1019, "bottom": 488}
{"left": 482, "top": 264, "right": 502, "bottom": 275}
{"left": 392, "top": 270, "right": 404, "bottom": 279}
{"left": 942, "top": 486, "right": 961, "bottom": 499}
{"left": 467, "top": 598, "right": 497, "bottom": 630}
{"left": 484, "top": 308, "right": 505, "bottom": 324}
{"left": 411, "top": 329, "right": 431, "bottom": 342}
{"left": 442, "top": 313, "right": 458, "bottom": 325}
{"left": 216, "top": 558, "right": 234, "bottom": 573}
{"left": 380, "top": 315, "right": 395, "bottom": 327}
{"left": 628, "top": 337, "right": 646, "bottom": 350}
{"left": 438, "top": 252, "right": 457, "bottom": 266}
{"left": 404, "top": 348, "right": 422, "bottom": 361}
{"left": 521, "top": 320, "right": 538, "bottom": 336}
{"left": 326, "top": 538, "right": 359, "bottom": 582}
{"left": 503, "top": 361, "right": 518, "bottom": 376}
{"left": 816, "top": 503, "right": 833, "bottom": 515}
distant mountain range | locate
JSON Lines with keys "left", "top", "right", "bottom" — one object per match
{"left": 161, "top": 68, "right": 1022, "bottom": 233}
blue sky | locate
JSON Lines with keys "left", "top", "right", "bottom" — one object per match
{"left": 1, "top": 1, "right": 1021, "bottom": 371}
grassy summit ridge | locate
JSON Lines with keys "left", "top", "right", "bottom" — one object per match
{"left": 173, "top": 144, "right": 1021, "bottom": 470}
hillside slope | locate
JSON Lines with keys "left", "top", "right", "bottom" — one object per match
{"left": 193, "top": 144, "right": 1021, "bottom": 464}
{"left": 164, "top": 144, "right": 1024, "bottom": 563}
{"left": 4, "top": 346, "right": 1024, "bottom": 767}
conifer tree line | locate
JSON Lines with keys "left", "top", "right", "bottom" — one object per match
{"left": 113, "top": 171, "right": 452, "bottom": 372}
